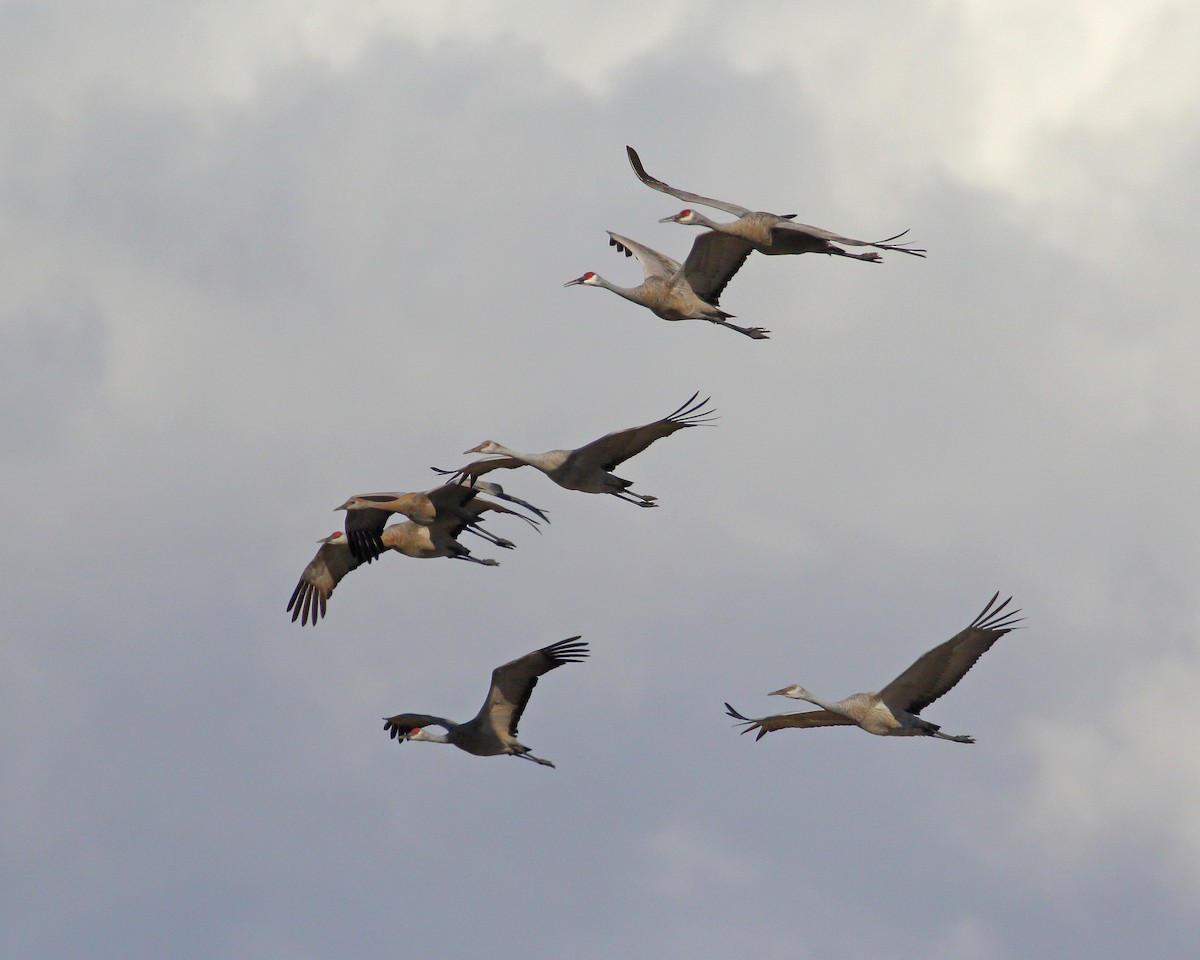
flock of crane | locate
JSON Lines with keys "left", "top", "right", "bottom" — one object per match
{"left": 287, "top": 147, "right": 1022, "bottom": 768}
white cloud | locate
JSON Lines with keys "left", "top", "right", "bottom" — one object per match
{"left": 5, "top": 3, "right": 1200, "bottom": 959}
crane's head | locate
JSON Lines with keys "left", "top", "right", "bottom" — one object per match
{"left": 661, "top": 208, "right": 700, "bottom": 225}
{"left": 464, "top": 440, "right": 503, "bottom": 455}
{"left": 384, "top": 716, "right": 433, "bottom": 743}
{"left": 318, "top": 531, "right": 346, "bottom": 545}
{"left": 769, "top": 684, "right": 812, "bottom": 700}
{"left": 563, "top": 271, "right": 600, "bottom": 287}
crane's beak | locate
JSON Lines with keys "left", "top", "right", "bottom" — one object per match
{"left": 768, "top": 687, "right": 790, "bottom": 697}
{"left": 658, "top": 214, "right": 677, "bottom": 223}
{"left": 563, "top": 275, "right": 586, "bottom": 287}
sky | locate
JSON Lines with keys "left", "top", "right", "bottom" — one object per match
{"left": 3, "top": 2, "right": 1200, "bottom": 957}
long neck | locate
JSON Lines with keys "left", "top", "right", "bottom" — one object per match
{"left": 796, "top": 690, "right": 841, "bottom": 714}
{"left": 491, "top": 444, "right": 566, "bottom": 472}
{"left": 689, "top": 210, "right": 726, "bottom": 230}
{"left": 412, "top": 718, "right": 457, "bottom": 744}
{"left": 594, "top": 275, "right": 651, "bottom": 306}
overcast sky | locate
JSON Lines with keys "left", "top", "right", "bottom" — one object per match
{"left": 4, "top": 2, "right": 1200, "bottom": 958}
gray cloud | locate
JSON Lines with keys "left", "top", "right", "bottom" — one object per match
{"left": 3, "top": 6, "right": 1199, "bottom": 960}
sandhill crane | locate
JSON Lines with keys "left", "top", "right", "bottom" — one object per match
{"left": 338, "top": 481, "right": 545, "bottom": 562}
{"left": 565, "top": 231, "right": 769, "bottom": 340}
{"left": 383, "top": 636, "right": 589, "bottom": 768}
{"left": 432, "top": 393, "right": 715, "bottom": 507}
{"left": 627, "top": 145, "right": 926, "bottom": 262}
{"left": 287, "top": 493, "right": 530, "bottom": 625}
{"left": 725, "top": 593, "right": 1021, "bottom": 744}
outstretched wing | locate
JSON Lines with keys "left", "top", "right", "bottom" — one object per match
{"left": 430, "top": 457, "right": 528, "bottom": 485}
{"left": 568, "top": 393, "right": 716, "bottom": 472}
{"left": 287, "top": 534, "right": 363, "bottom": 626}
{"left": 382, "top": 713, "right": 454, "bottom": 740}
{"left": 464, "top": 495, "right": 541, "bottom": 530}
{"left": 343, "top": 499, "right": 400, "bottom": 563}
{"left": 423, "top": 482, "right": 542, "bottom": 537}
{"left": 771, "top": 221, "right": 927, "bottom": 257}
{"left": 627, "top": 145, "right": 752, "bottom": 218}
{"left": 724, "top": 702, "right": 855, "bottom": 740}
{"left": 878, "top": 593, "right": 1023, "bottom": 715}
{"left": 679, "top": 231, "right": 753, "bottom": 304}
{"left": 478, "top": 636, "right": 589, "bottom": 738}
{"left": 606, "top": 231, "right": 680, "bottom": 281}
{"left": 467, "top": 480, "right": 550, "bottom": 524}
{"left": 342, "top": 491, "right": 437, "bottom": 562}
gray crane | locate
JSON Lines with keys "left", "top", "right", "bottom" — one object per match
{"left": 287, "top": 491, "right": 534, "bottom": 625}
{"left": 338, "top": 481, "right": 546, "bottom": 562}
{"left": 565, "top": 231, "right": 769, "bottom": 340}
{"left": 432, "top": 393, "right": 715, "bottom": 507}
{"left": 726, "top": 593, "right": 1021, "bottom": 743}
{"left": 627, "top": 145, "right": 926, "bottom": 262}
{"left": 383, "top": 636, "right": 589, "bottom": 768}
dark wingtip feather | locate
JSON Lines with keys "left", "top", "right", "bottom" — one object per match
{"left": 544, "top": 636, "right": 589, "bottom": 664}
{"left": 971, "top": 593, "right": 1024, "bottom": 633}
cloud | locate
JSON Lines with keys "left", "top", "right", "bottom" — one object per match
{"left": 5, "top": 4, "right": 1200, "bottom": 960}
{"left": 1002, "top": 648, "right": 1200, "bottom": 899}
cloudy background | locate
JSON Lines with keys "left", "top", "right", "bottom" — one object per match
{"left": 4, "top": 2, "right": 1199, "bottom": 957}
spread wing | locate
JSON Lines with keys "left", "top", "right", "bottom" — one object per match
{"left": 287, "top": 535, "right": 363, "bottom": 626}
{"left": 430, "top": 457, "right": 528, "bottom": 484}
{"left": 424, "top": 482, "right": 542, "bottom": 536}
{"left": 724, "top": 702, "right": 856, "bottom": 740}
{"left": 771, "top": 221, "right": 927, "bottom": 257}
{"left": 382, "top": 714, "right": 454, "bottom": 740}
{"left": 342, "top": 491, "right": 437, "bottom": 562}
{"left": 425, "top": 482, "right": 483, "bottom": 515}
{"left": 878, "top": 593, "right": 1023, "bottom": 714}
{"left": 467, "top": 480, "right": 550, "bottom": 524}
{"left": 606, "top": 231, "right": 680, "bottom": 281}
{"left": 567, "top": 393, "right": 715, "bottom": 472}
{"left": 477, "top": 637, "right": 589, "bottom": 738}
{"left": 679, "top": 231, "right": 753, "bottom": 304}
{"left": 343, "top": 499, "right": 400, "bottom": 563}
{"left": 626, "top": 145, "right": 752, "bottom": 218}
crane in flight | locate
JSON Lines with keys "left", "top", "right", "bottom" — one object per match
{"left": 383, "top": 636, "right": 589, "bottom": 768}
{"left": 337, "top": 481, "right": 545, "bottom": 563}
{"left": 565, "top": 231, "right": 769, "bottom": 340}
{"left": 726, "top": 593, "right": 1021, "bottom": 744}
{"left": 433, "top": 393, "right": 715, "bottom": 508}
{"left": 287, "top": 489, "right": 538, "bottom": 625}
{"left": 627, "top": 145, "right": 925, "bottom": 262}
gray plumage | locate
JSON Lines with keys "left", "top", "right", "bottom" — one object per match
{"left": 432, "top": 393, "right": 715, "bottom": 508}
{"left": 287, "top": 490, "right": 537, "bottom": 625}
{"left": 627, "top": 145, "right": 926, "bottom": 262}
{"left": 383, "top": 637, "right": 589, "bottom": 768}
{"left": 726, "top": 593, "right": 1021, "bottom": 744}
{"left": 337, "top": 481, "right": 544, "bottom": 563}
{"left": 565, "top": 231, "right": 769, "bottom": 340}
